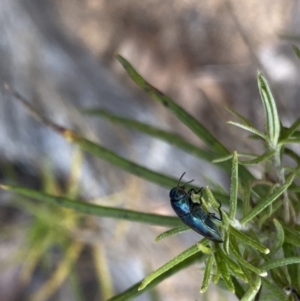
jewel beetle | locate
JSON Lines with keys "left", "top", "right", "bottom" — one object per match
{"left": 169, "top": 172, "right": 223, "bottom": 243}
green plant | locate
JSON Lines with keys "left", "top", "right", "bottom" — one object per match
{"left": 0, "top": 151, "right": 115, "bottom": 301}
{"left": 2, "top": 45, "right": 300, "bottom": 301}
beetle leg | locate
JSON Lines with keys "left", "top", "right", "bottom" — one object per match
{"left": 189, "top": 197, "right": 200, "bottom": 212}
{"left": 188, "top": 187, "right": 203, "bottom": 205}
{"left": 209, "top": 199, "right": 223, "bottom": 221}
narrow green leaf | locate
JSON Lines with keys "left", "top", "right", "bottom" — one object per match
{"left": 200, "top": 255, "right": 214, "bottom": 293}
{"left": 107, "top": 251, "right": 201, "bottom": 301}
{"left": 114, "top": 54, "right": 258, "bottom": 189}
{"left": 220, "top": 247, "right": 242, "bottom": 273}
{"left": 284, "top": 231, "right": 300, "bottom": 248}
{"left": 231, "top": 277, "right": 245, "bottom": 299}
{"left": 155, "top": 226, "right": 190, "bottom": 242}
{"left": 289, "top": 130, "right": 300, "bottom": 138}
{"left": 280, "top": 137, "right": 300, "bottom": 144}
{"left": 239, "top": 150, "right": 276, "bottom": 166}
{"left": 213, "top": 153, "right": 260, "bottom": 164}
{"left": 62, "top": 130, "right": 187, "bottom": 188}
{"left": 223, "top": 274, "right": 235, "bottom": 294}
{"left": 257, "top": 199, "right": 281, "bottom": 227}
{"left": 260, "top": 257, "right": 300, "bottom": 271}
{"left": 261, "top": 278, "right": 289, "bottom": 301}
{"left": 213, "top": 264, "right": 221, "bottom": 284}
{"left": 240, "top": 276, "right": 261, "bottom": 301}
{"left": 197, "top": 242, "right": 213, "bottom": 254}
{"left": 283, "top": 243, "right": 300, "bottom": 290}
{"left": 242, "top": 181, "right": 252, "bottom": 217}
{"left": 218, "top": 246, "right": 247, "bottom": 282}
{"left": 272, "top": 219, "right": 284, "bottom": 253}
{"left": 115, "top": 54, "right": 230, "bottom": 158}
{"left": 238, "top": 261, "right": 254, "bottom": 286}
{"left": 247, "top": 134, "right": 264, "bottom": 141}
{"left": 226, "top": 266, "right": 248, "bottom": 284}
{"left": 212, "top": 154, "right": 233, "bottom": 163}
{"left": 240, "top": 173, "right": 294, "bottom": 224}
{"left": 214, "top": 248, "right": 235, "bottom": 293}
{"left": 227, "top": 121, "right": 267, "bottom": 140}
{"left": 138, "top": 244, "right": 203, "bottom": 290}
{"left": 229, "top": 226, "right": 269, "bottom": 254}
{"left": 293, "top": 45, "right": 300, "bottom": 60}
{"left": 229, "top": 151, "right": 238, "bottom": 219}
{"left": 284, "top": 148, "right": 300, "bottom": 165}
{"left": 0, "top": 185, "right": 182, "bottom": 227}
{"left": 282, "top": 224, "right": 300, "bottom": 238}
{"left": 226, "top": 106, "right": 254, "bottom": 127}
{"left": 268, "top": 268, "right": 287, "bottom": 290}
{"left": 223, "top": 229, "right": 230, "bottom": 255}
{"left": 203, "top": 187, "right": 217, "bottom": 209}
{"left": 82, "top": 108, "right": 215, "bottom": 163}
{"left": 229, "top": 239, "right": 266, "bottom": 276}
{"left": 257, "top": 72, "right": 280, "bottom": 147}
{"left": 280, "top": 118, "right": 300, "bottom": 141}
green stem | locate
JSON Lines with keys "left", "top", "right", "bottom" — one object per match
{"left": 0, "top": 185, "right": 182, "bottom": 227}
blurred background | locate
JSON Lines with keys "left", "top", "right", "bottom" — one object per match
{"left": 0, "top": 0, "right": 300, "bottom": 300}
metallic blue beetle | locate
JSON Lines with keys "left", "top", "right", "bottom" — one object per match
{"left": 169, "top": 173, "right": 223, "bottom": 243}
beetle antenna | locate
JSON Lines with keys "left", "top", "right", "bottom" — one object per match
{"left": 177, "top": 172, "right": 194, "bottom": 187}
{"left": 177, "top": 172, "right": 186, "bottom": 186}
{"left": 183, "top": 178, "right": 194, "bottom": 186}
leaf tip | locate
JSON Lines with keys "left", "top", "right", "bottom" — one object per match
{"left": 138, "top": 282, "right": 146, "bottom": 291}
{"left": 259, "top": 271, "right": 268, "bottom": 277}
{"left": 113, "top": 52, "right": 122, "bottom": 60}
{"left": 257, "top": 70, "right": 263, "bottom": 77}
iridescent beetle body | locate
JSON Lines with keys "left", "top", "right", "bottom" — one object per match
{"left": 169, "top": 173, "right": 223, "bottom": 243}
